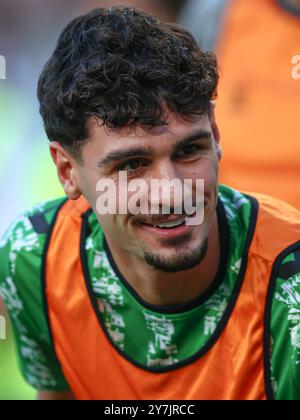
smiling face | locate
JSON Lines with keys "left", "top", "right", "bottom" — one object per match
{"left": 51, "top": 110, "right": 222, "bottom": 273}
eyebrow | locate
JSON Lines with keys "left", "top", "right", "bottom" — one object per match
{"left": 97, "top": 128, "right": 212, "bottom": 167}
{"left": 172, "top": 129, "right": 212, "bottom": 154}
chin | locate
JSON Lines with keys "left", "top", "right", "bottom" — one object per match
{"left": 144, "top": 237, "right": 208, "bottom": 273}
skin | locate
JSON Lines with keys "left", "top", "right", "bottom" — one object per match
{"left": 44, "top": 106, "right": 222, "bottom": 400}
{"left": 50, "top": 106, "right": 222, "bottom": 303}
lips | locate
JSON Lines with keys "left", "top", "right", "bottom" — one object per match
{"left": 144, "top": 215, "right": 187, "bottom": 229}
{"left": 139, "top": 220, "right": 193, "bottom": 239}
{"left": 135, "top": 213, "right": 186, "bottom": 226}
{"left": 133, "top": 213, "right": 197, "bottom": 240}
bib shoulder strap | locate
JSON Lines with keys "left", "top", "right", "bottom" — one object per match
{"left": 246, "top": 192, "right": 300, "bottom": 262}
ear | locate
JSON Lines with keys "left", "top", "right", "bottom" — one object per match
{"left": 49, "top": 142, "right": 82, "bottom": 200}
{"left": 209, "top": 101, "right": 222, "bottom": 161}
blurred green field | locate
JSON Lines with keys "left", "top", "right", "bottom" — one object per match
{"left": 0, "top": 319, "right": 35, "bottom": 400}
{"left": 0, "top": 130, "right": 63, "bottom": 400}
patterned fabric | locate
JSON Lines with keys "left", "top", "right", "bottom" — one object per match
{"left": 0, "top": 185, "right": 299, "bottom": 399}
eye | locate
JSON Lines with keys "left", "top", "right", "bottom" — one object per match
{"left": 175, "top": 144, "right": 202, "bottom": 159}
{"left": 117, "top": 159, "right": 148, "bottom": 173}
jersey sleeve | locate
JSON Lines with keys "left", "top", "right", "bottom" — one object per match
{"left": 0, "top": 201, "right": 70, "bottom": 392}
{"left": 270, "top": 246, "right": 300, "bottom": 400}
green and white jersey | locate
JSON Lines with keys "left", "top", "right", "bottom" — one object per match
{"left": 0, "top": 185, "right": 300, "bottom": 399}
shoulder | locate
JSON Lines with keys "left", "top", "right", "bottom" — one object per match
{"left": 0, "top": 197, "right": 69, "bottom": 391}
{"left": 269, "top": 246, "right": 300, "bottom": 399}
{"left": 0, "top": 197, "right": 66, "bottom": 258}
{"left": 244, "top": 191, "right": 300, "bottom": 227}
{"left": 0, "top": 197, "right": 66, "bottom": 321}
{"left": 239, "top": 191, "right": 300, "bottom": 263}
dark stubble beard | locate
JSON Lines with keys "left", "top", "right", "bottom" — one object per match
{"left": 144, "top": 237, "right": 209, "bottom": 273}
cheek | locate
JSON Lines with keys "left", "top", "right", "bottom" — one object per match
{"left": 96, "top": 214, "right": 124, "bottom": 242}
{"left": 182, "top": 158, "right": 218, "bottom": 191}
{"left": 80, "top": 169, "right": 110, "bottom": 210}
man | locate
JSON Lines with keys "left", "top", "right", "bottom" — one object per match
{"left": 0, "top": 7, "right": 300, "bottom": 400}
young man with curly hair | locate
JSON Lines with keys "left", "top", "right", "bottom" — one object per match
{"left": 0, "top": 7, "right": 300, "bottom": 400}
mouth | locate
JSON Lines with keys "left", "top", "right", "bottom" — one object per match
{"left": 136, "top": 214, "right": 196, "bottom": 239}
{"left": 144, "top": 215, "right": 187, "bottom": 229}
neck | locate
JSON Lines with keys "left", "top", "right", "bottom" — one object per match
{"left": 105, "top": 210, "right": 221, "bottom": 307}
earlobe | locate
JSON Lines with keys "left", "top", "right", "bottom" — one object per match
{"left": 66, "top": 167, "right": 82, "bottom": 200}
{"left": 64, "top": 180, "right": 82, "bottom": 200}
{"left": 216, "top": 143, "right": 223, "bottom": 162}
{"left": 49, "top": 142, "right": 82, "bottom": 200}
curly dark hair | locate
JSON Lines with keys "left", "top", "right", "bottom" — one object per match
{"left": 38, "top": 6, "right": 218, "bottom": 154}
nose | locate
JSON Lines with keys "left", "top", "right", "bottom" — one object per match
{"left": 148, "top": 160, "right": 184, "bottom": 214}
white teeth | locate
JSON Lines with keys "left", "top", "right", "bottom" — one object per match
{"left": 154, "top": 217, "right": 186, "bottom": 229}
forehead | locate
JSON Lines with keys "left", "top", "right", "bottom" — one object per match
{"left": 85, "top": 113, "right": 211, "bottom": 159}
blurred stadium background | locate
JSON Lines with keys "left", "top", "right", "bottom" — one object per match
{"left": 0, "top": 0, "right": 299, "bottom": 400}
